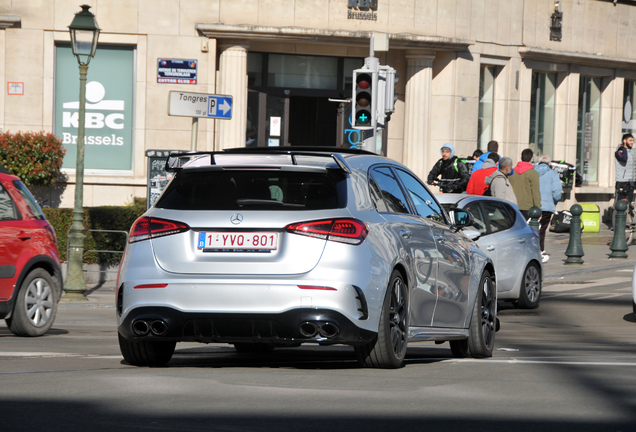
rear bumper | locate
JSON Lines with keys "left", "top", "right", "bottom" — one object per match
{"left": 118, "top": 306, "right": 377, "bottom": 346}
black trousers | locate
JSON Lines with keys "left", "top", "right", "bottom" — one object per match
{"left": 539, "top": 211, "right": 552, "bottom": 252}
{"left": 615, "top": 181, "right": 635, "bottom": 206}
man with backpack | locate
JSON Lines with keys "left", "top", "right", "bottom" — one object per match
{"left": 427, "top": 143, "right": 469, "bottom": 193}
{"left": 509, "top": 148, "right": 542, "bottom": 219}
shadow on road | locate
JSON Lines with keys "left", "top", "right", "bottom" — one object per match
{"left": 0, "top": 398, "right": 633, "bottom": 432}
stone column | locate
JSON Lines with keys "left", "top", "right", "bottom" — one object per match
{"left": 217, "top": 42, "right": 248, "bottom": 151}
{"left": 403, "top": 50, "right": 435, "bottom": 180}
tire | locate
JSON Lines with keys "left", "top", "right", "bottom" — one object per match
{"left": 118, "top": 332, "right": 176, "bottom": 366}
{"left": 233, "top": 343, "right": 275, "bottom": 353}
{"left": 626, "top": 211, "right": 634, "bottom": 246}
{"left": 355, "top": 270, "right": 408, "bottom": 369}
{"left": 449, "top": 339, "right": 469, "bottom": 358}
{"left": 7, "top": 269, "right": 58, "bottom": 337}
{"left": 467, "top": 270, "right": 496, "bottom": 358}
{"left": 515, "top": 263, "right": 542, "bottom": 309}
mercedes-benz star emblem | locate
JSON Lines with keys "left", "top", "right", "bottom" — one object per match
{"left": 230, "top": 213, "right": 243, "bottom": 225}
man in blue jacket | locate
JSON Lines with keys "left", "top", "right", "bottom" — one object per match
{"left": 534, "top": 155, "right": 562, "bottom": 263}
{"left": 471, "top": 140, "right": 499, "bottom": 174}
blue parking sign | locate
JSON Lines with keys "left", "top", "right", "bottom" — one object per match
{"left": 208, "top": 96, "right": 232, "bottom": 119}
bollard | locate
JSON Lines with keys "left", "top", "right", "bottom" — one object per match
{"left": 528, "top": 206, "right": 541, "bottom": 232}
{"left": 565, "top": 204, "right": 584, "bottom": 265}
{"left": 610, "top": 199, "right": 629, "bottom": 258}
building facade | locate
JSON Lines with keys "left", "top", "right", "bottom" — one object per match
{"left": 0, "top": 0, "right": 635, "bottom": 212}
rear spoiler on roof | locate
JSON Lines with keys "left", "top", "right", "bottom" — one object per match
{"left": 164, "top": 147, "right": 369, "bottom": 174}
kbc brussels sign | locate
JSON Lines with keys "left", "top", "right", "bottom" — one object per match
{"left": 55, "top": 45, "right": 134, "bottom": 170}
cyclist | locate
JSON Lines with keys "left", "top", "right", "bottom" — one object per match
{"left": 427, "top": 143, "right": 469, "bottom": 193}
{"left": 615, "top": 133, "right": 636, "bottom": 207}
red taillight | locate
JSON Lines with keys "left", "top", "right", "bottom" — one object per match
{"left": 284, "top": 218, "right": 368, "bottom": 245}
{"left": 134, "top": 284, "right": 168, "bottom": 289}
{"left": 298, "top": 285, "right": 337, "bottom": 291}
{"left": 129, "top": 217, "right": 190, "bottom": 243}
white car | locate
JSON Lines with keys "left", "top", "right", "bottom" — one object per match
{"left": 116, "top": 147, "right": 497, "bottom": 368}
{"left": 632, "top": 263, "right": 636, "bottom": 318}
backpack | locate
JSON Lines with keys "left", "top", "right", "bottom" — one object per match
{"left": 483, "top": 185, "right": 492, "bottom": 196}
{"left": 549, "top": 211, "right": 573, "bottom": 233}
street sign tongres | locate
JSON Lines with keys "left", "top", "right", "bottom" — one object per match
{"left": 168, "top": 91, "right": 233, "bottom": 119}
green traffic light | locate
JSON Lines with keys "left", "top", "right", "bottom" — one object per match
{"left": 356, "top": 110, "right": 371, "bottom": 126}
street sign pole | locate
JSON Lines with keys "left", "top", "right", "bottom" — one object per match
{"left": 167, "top": 91, "right": 233, "bottom": 151}
{"left": 191, "top": 117, "right": 198, "bottom": 151}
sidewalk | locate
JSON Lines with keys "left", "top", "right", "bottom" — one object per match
{"left": 542, "top": 223, "right": 636, "bottom": 278}
{"left": 64, "top": 224, "right": 636, "bottom": 304}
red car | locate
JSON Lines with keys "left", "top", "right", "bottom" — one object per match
{"left": 0, "top": 168, "right": 62, "bottom": 336}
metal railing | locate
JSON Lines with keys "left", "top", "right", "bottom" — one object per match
{"left": 66, "top": 229, "right": 128, "bottom": 275}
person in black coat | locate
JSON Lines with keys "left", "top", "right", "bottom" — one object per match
{"left": 427, "top": 142, "right": 469, "bottom": 193}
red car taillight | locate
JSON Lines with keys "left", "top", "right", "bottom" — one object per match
{"left": 129, "top": 217, "right": 190, "bottom": 243}
{"left": 284, "top": 218, "right": 368, "bottom": 245}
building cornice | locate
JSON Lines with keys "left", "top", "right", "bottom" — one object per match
{"left": 519, "top": 46, "right": 636, "bottom": 69}
{"left": 196, "top": 23, "right": 473, "bottom": 51}
{"left": 0, "top": 15, "right": 20, "bottom": 29}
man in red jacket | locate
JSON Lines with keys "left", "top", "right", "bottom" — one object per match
{"left": 466, "top": 153, "right": 499, "bottom": 195}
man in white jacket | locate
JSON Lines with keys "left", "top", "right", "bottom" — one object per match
{"left": 485, "top": 157, "right": 517, "bottom": 205}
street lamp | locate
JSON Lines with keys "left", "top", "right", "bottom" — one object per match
{"left": 63, "top": 4, "right": 100, "bottom": 301}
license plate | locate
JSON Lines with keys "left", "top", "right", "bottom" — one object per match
{"left": 197, "top": 232, "right": 278, "bottom": 251}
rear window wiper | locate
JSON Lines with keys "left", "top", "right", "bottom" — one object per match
{"left": 236, "top": 199, "right": 305, "bottom": 208}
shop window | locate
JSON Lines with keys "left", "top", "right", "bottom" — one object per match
{"left": 247, "top": 53, "right": 263, "bottom": 87}
{"left": 478, "top": 66, "right": 496, "bottom": 151}
{"left": 529, "top": 72, "right": 556, "bottom": 158}
{"left": 577, "top": 76, "right": 602, "bottom": 183}
{"left": 343, "top": 58, "right": 363, "bottom": 91}
{"left": 622, "top": 80, "right": 636, "bottom": 135}
{"left": 268, "top": 54, "right": 338, "bottom": 90}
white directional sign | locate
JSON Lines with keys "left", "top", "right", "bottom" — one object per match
{"left": 168, "top": 91, "right": 233, "bottom": 119}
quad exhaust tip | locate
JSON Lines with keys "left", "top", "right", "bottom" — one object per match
{"left": 150, "top": 320, "right": 168, "bottom": 336}
{"left": 319, "top": 322, "right": 339, "bottom": 338}
{"left": 298, "top": 321, "right": 340, "bottom": 339}
{"left": 132, "top": 319, "right": 169, "bottom": 336}
{"left": 132, "top": 320, "right": 150, "bottom": 336}
{"left": 299, "top": 322, "right": 318, "bottom": 338}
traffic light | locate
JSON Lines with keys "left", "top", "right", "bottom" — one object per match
{"left": 352, "top": 66, "right": 377, "bottom": 130}
{"left": 380, "top": 67, "right": 398, "bottom": 124}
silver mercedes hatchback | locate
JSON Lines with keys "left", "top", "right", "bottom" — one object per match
{"left": 116, "top": 147, "right": 496, "bottom": 368}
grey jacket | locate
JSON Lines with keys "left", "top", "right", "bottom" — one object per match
{"left": 615, "top": 144, "right": 636, "bottom": 182}
{"left": 485, "top": 170, "right": 518, "bottom": 205}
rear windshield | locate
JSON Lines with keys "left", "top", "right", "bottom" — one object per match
{"left": 12, "top": 181, "right": 45, "bottom": 220}
{"left": 155, "top": 169, "right": 343, "bottom": 211}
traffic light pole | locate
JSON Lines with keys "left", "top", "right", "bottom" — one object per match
{"left": 350, "top": 35, "right": 397, "bottom": 154}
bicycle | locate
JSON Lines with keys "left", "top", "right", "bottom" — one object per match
{"left": 429, "top": 178, "right": 463, "bottom": 194}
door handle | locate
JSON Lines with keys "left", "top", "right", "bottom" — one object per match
{"left": 486, "top": 245, "right": 495, "bottom": 251}
{"left": 17, "top": 232, "right": 31, "bottom": 241}
{"left": 518, "top": 238, "right": 526, "bottom": 244}
{"left": 400, "top": 230, "right": 412, "bottom": 240}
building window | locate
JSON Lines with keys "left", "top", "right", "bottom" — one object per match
{"left": 478, "top": 65, "right": 496, "bottom": 151}
{"left": 577, "top": 76, "right": 602, "bottom": 183}
{"left": 267, "top": 54, "right": 338, "bottom": 90}
{"left": 622, "top": 80, "right": 636, "bottom": 135}
{"left": 529, "top": 72, "right": 557, "bottom": 158}
{"left": 247, "top": 53, "right": 263, "bottom": 87}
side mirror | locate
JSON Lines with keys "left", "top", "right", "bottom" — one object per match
{"left": 448, "top": 208, "right": 474, "bottom": 229}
